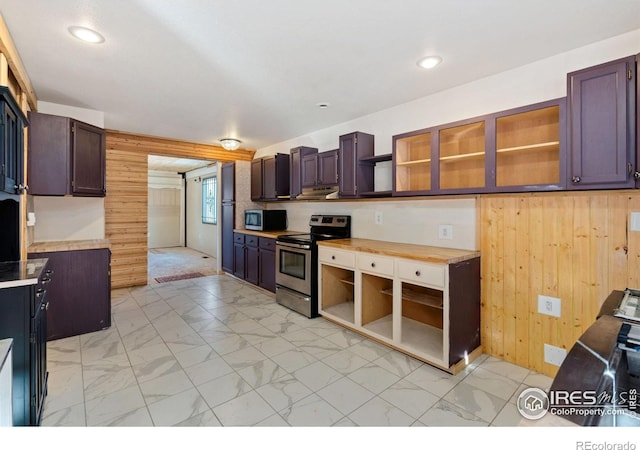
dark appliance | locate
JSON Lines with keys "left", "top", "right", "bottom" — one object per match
{"left": 0, "top": 198, "right": 20, "bottom": 262}
{"left": 244, "top": 209, "right": 287, "bottom": 231}
{"left": 276, "top": 214, "right": 350, "bottom": 318}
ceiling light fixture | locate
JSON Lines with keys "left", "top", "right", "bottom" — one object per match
{"left": 219, "top": 138, "right": 242, "bottom": 151}
{"left": 68, "top": 26, "right": 105, "bottom": 44}
{"left": 416, "top": 55, "right": 442, "bottom": 70}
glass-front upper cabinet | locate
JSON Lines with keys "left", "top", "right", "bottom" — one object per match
{"left": 493, "top": 98, "right": 565, "bottom": 191}
{"left": 438, "top": 120, "right": 486, "bottom": 191}
{"left": 393, "top": 130, "right": 432, "bottom": 195}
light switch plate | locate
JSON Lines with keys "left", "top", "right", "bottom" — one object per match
{"left": 438, "top": 224, "right": 453, "bottom": 240}
{"left": 374, "top": 211, "right": 383, "bottom": 225}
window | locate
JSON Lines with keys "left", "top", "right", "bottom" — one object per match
{"left": 202, "top": 176, "right": 217, "bottom": 224}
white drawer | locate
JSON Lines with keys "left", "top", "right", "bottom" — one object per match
{"left": 318, "top": 247, "right": 355, "bottom": 268}
{"left": 357, "top": 253, "right": 394, "bottom": 276}
{"left": 397, "top": 260, "right": 445, "bottom": 288}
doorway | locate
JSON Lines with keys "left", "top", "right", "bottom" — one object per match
{"left": 147, "top": 155, "right": 218, "bottom": 283}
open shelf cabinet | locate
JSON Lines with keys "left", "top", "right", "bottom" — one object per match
{"left": 320, "top": 265, "right": 355, "bottom": 325}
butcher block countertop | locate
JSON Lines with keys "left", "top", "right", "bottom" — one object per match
{"left": 318, "top": 238, "right": 480, "bottom": 264}
{"left": 28, "top": 239, "right": 112, "bottom": 253}
{"left": 233, "top": 229, "right": 305, "bottom": 239}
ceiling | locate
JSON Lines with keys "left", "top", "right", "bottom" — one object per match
{"left": 147, "top": 155, "right": 211, "bottom": 173}
{"left": 1, "top": 1, "right": 640, "bottom": 152}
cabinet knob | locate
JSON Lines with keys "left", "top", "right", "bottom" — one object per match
{"left": 572, "top": 176, "right": 581, "bottom": 183}
{"left": 415, "top": 270, "right": 421, "bottom": 277}
{"left": 371, "top": 262, "right": 376, "bottom": 268}
{"left": 331, "top": 255, "right": 336, "bottom": 260}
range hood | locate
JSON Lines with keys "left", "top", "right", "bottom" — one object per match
{"left": 296, "top": 185, "right": 339, "bottom": 200}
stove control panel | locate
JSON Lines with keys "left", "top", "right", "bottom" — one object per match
{"left": 309, "top": 215, "right": 350, "bottom": 227}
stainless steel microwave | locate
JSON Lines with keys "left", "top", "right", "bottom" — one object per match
{"left": 244, "top": 209, "right": 287, "bottom": 231}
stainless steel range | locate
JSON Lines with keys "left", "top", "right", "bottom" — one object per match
{"left": 275, "top": 214, "right": 351, "bottom": 318}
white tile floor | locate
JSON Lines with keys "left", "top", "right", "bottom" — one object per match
{"left": 41, "top": 274, "right": 554, "bottom": 427}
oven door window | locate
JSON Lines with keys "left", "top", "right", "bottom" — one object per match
{"left": 279, "top": 250, "right": 306, "bottom": 280}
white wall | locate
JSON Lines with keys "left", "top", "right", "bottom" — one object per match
{"left": 186, "top": 165, "right": 217, "bottom": 256}
{"left": 255, "top": 29, "right": 640, "bottom": 250}
{"left": 148, "top": 170, "right": 184, "bottom": 248}
{"left": 267, "top": 197, "right": 476, "bottom": 251}
{"left": 30, "top": 102, "right": 106, "bottom": 242}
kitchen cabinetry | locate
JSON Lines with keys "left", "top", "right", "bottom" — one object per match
{"left": 318, "top": 239, "right": 480, "bottom": 373}
{"left": 258, "top": 237, "right": 276, "bottom": 292}
{"left": 28, "top": 249, "right": 111, "bottom": 340}
{"left": 251, "top": 154, "right": 290, "bottom": 200}
{"left": 339, "top": 132, "right": 374, "bottom": 197}
{"left": 0, "top": 259, "right": 50, "bottom": 426}
{"left": 290, "top": 146, "right": 317, "bottom": 198}
{"left": 234, "top": 233, "right": 259, "bottom": 286}
{"left": 300, "top": 149, "right": 339, "bottom": 189}
{"left": 0, "top": 87, "right": 28, "bottom": 195}
{"left": 233, "top": 232, "right": 276, "bottom": 292}
{"left": 393, "top": 98, "right": 565, "bottom": 195}
{"left": 493, "top": 98, "right": 566, "bottom": 191}
{"left": 28, "top": 111, "right": 106, "bottom": 196}
{"left": 567, "top": 55, "right": 637, "bottom": 189}
{"left": 221, "top": 162, "right": 235, "bottom": 274}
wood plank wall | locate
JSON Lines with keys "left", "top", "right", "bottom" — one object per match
{"left": 105, "top": 150, "right": 149, "bottom": 288}
{"left": 480, "top": 190, "right": 640, "bottom": 377}
{"left": 105, "top": 130, "right": 254, "bottom": 289}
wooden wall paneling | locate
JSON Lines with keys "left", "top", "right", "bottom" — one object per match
{"left": 0, "top": 14, "right": 36, "bottom": 109}
{"left": 514, "top": 196, "right": 530, "bottom": 368}
{"left": 609, "top": 195, "right": 629, "bottom": 292}
{"left": 105, "top": 149, "right": 148, "bottom": 289}
{"left": 106, "top": 130, "right": 255, "bottom": 162}
{"left": 501, "top": 196, "right": 517, "bottom": 363}
{"left": 488, "top": 196, "right": 504, "bottom": 358}
{"left": 556, "top": 195, "right": 574, "bottom": 363}
{"left": 571, "top": 195, "right": 591, "bottom": 347}
{"left": 541, "top": 196, "right": 559, "bottom": 375}
{"left": 527, "top": 195, "right": 544, "bottom": 373}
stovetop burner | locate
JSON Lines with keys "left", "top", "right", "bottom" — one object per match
{"left": 277, "top": 214, "right": 351, "bottom": 244}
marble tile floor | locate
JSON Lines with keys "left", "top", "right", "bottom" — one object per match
{"left": 41, "top": 274, "right": 554, "bottom": 427}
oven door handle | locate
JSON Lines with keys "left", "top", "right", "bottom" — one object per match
{"left": 276, "top": 241, "right": 311, "bottom": 250}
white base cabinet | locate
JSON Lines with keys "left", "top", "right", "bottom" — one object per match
{"left": 318, "top": 241, "right": 480, "bottom": 374}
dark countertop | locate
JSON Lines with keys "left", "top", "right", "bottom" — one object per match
{"left": 0, "top": 258, "right": 48, "bottom": 289}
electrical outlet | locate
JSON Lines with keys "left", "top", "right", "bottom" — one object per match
{"left": 538, "top": 295, "right": 561, "bottom": 318}
{"left": 438, "top": 224, "right": 453, "bottom": 240}
{"left": 631, "top": 212, "right": 640, "bottom": 231}
{"left": 544, "top": 344, "right": 567, "bottom": 366}
{"left": 375, "top": 211, "right": 383, "bottom": 225}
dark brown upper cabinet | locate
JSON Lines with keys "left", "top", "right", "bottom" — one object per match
{"left": 567, "top": 55, "right": 637, "bottom": 189}
{"left": 339, "top": 131, "right": 374, "bottom": 198}
{"left": 28, "top": 111, "right": 106, "bottom": 196}
{"left": 250, "top": 153, "right": 290, "bottom": 201}
{"left": 290, "top": 146, "right": 317, "bottom": 198}
{"left": 318, "top": 149, "right": 339, "bottom": 186}
{"left": 0, "top": 87, "right": 28, "bottom": 196}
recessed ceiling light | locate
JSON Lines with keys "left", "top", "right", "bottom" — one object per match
{"left": 68, "top": 26, "right": 105, "bottom": 44}
{"left": 416, "top": 55, "right": 442, "bottom": 70}
{"left": 316, "top": 102, "right": 330, "bottom": 109}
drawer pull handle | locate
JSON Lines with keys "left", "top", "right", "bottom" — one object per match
{"left": 331, "top": 255, "right": 335, "bottom": 260}
{"left": 371, "top": 262, "right": 376, "bottom": 268}
{"left": 415, "top": 270, "right": 421, "bottom": 276}
{"left": 42, "top": 277, "right": 51, "bottom": 284}
{"left": 36, "top": 289, "right": 45, "bottom": 298}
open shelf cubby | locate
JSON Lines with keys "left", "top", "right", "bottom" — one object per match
{"left": 321, "top": 265, "right": 355, "bottom": 324}
{"left": 361, "top": 273, "right": 394, "bottom": 340}
{"left": 399, "top": 281, "right": 444, "bottom": 360}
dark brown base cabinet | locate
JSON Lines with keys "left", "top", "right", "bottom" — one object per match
{"left": 28, "top": 249, "right": 111, "bottom": 341}
{"left": 232, "top": 232, "right": 276, "bottom": 293}
{"left": 0, "top": 270, "right": 49, "bottom": 426}
{"left": 221, "top": 162, "right": 235, "bottom": 274}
